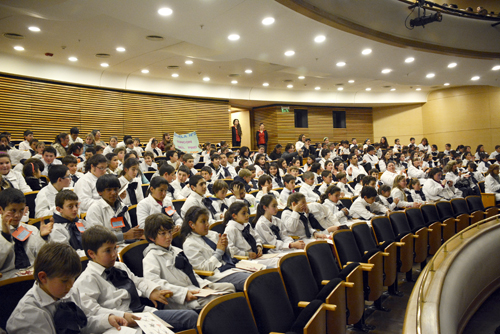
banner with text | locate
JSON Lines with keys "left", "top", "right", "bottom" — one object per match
{"left": 173, "top": 131, "right": 201, "bottom": 154}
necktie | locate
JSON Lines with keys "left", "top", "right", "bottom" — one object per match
{"left": 174, "top": 252, "right": 200, "bottom": 287}
{"left": 148, "top": 167, "right": 156, "bottom": 172}
{"left": 223, "top": 167, "right": 231, "bottom": 178}
{"left": 53, "top": 301, "right": 88, "bottom": 334}
{"left": 53, "top": 214, "right": 82, "bottom": 250}
{"left": 404, "top": 190, "right": 413, "bottom": 202}
{"left": 71, "top": 174, "right": 79, "bottom": 185}
{"left": 298, "top": 213, "right": 312, "bottom": 238}
{"left": 202, "top": 197, "right": 217, "bottom": 218}
{"left": 220, "top": 202, "right": 228, "bottom": 212}
{"left": 241, "top": 224, "right": 258, "bottom": 253}
{"left": 116, "top": 205, "right": 131, "bottom": 232}
{"left": 418, "top": 190, "right": 426, "bottom": 201}
{"left": 105, "top": 267, "right": 145, "bottom": 312}
{"left": 275, "top": 176, "right": 284, "bottom": 188}
{"left": 386, "top": 197, "right": 394, "bottom": 204}
{"left": 243, "top": 198, "right": 251, "bottom": 207}
{"left": 127, "top": 182, "right": 138, "bottom": 205}
{"left": 313, "top": 187, "right": 321, "bottom": 197}
{"left": 201, "top": 236, "right": 235, "bottom": 272}
{"left": 307, "top": 212, "right": 324, "bottom": 231}
{"left": 207, "top": 183, "right": 214, "bottom": 194}
{"left": 180, "top": 182, "right": 186, "bottom": 188}
{"left": 168, "top": 184, "right": 175, "bottom": 196}
{"left": 13, "top": 236, "right": 31, "bottom": 269}
{"left": 269, "top": 225, "right": 282, "bottom": 241}
{"left": 251, "top": 180, "right": 258, "bottom": 189}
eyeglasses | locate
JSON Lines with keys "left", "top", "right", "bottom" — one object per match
{"left": 96, "top": 166, "right": 106, "bottom": 171}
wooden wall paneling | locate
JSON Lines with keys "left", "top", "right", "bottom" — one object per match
{"left": 80, "top": 88, "right": 124, "bottom": 143}
{"left": 162, "top": 97, "right": 198, "bottom": 139}
{"left": 122, "top": 93, "right": 163, "bottom": 142}
{"left": 345, "top": 108, "right": 373, "bottom": 143}
{"left": 192, "top": 99, "right": 231, "bottom": 145}
{"left": 0, "top": 76, "right": 32, "bottom": 136}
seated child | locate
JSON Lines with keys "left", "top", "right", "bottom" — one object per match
{"left": 318, "top": 170, "right": 333, "bottom": 194}
{"left": 133, "top": 138, "right": 143, "bottom": 157}
{"left": 166, "top": 150, "right": 180, "bottom": 170}
{"left": 181, "top": 206, "right": 250, "bottom": 291}
{"left": 143, "top": 213, "right": 235, "bottom": 309}
{"left": 40, "top": 146, "right": 63, "bottom": 176}
{"left": 280, "top": 174, "right": 296, "bottom": 205}
{"left": 255, "top": 175, "right": 281, "bottom": 204}
{"left": 207, "top": 153, "right": 222, "bottom": 181}
{"left": 170, "top": 165, "right": 191, "bottom": 200}
{"left": 86, "top": 174, "right": 143, "bottom": 243}
{"left": 74, "top": 154, "right": 109, "bottom": 212}
{"left": 233, "top": 168, "right": 253, "bottom": 193}
{"left": 350, "top": 186, "right": 390, "bottom": 220}
{"left": 137, "top": 176, "right": 183, "bottom": 228}
{"left": 35, "top": 165, "right": 70, "bottom": 218}
{"left": 156, "top": 164, "right": 177, "bottom": 201}
{"left": 299, "top": 171, "right": 320, "bottom": 203}
{"left": 200, "top": 166, "right": 214, "bottom": 195}
{"left": 22, "top": 159, "right": 46, "bottom": 191}
{"left": 180, "top": 175, "right": 212, "bottom": 222}
{"left": 377, "top": 185, "right": 399, "bottom": 211}
{"left": 102, "top": 136, "right": 118, "bottom": 155}
{"left": 281, "top": 193, "right": 328, "bottom": 241}
{"left": 310, "top": 162, "right": 323, "bottom": 185}
{"left": 0, "top": 188, "right": 50, "bottom": 272}
{"left": 77, "top": 148, "right": 95, "bottom": 173}
{"left": 409, "top": 178, "right": 426, "bottom": 203}
{"left": 226, "top": 180, "right": 257, "bottom": 213}
{"left": 7, "top": 242, "right": 128, "bottom": 334}
{"left": 246, "top": 165, "right": 259, "bottom": 189}
{"left": 105, "top": 152, "right": 121, "bottom": 176}
{"left": 183, "top": 154, "right": 199, "bottom": 178}
{"left": 216, "top": 153, "right": 237, "bottom": 179}
{"left": 76, "top": 225, "right": 198, "bottom": 332}
{"left": 62, "top": 155, "right": 84, "bottom": 187}
{"left": 140, "top": 151, "right": 158, "bottom": 172}
{"left": 391, "top": 175, "right": 421, "bottom": 209}
{"left": 209, "top": 180, "right": 230, "bottom": 221}
{"left": 320, "top": 185, "right": 349, "bottom": 225}
{"left": 118, "top": 158, "right": 144, "bottom": 207}
{"left": 267, "top": 162, "right": 284, "bottom": 188}
{"left": 288, "top": 165, "right": 303, "bottom": 186}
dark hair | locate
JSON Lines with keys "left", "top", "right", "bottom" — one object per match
{"left": 178, "top": 165, "right": 190, "bottom": 176}
{"left": 144, "top": 213, "right": 174, "bottom": 243}
{"left": 201, "top": 166, "right": 213, "bottom": 175}
{"left": 428, "top": 167, "right": 442, "bottom": 180}
{"left": 125, "top": 138, "right": 134, "bottom": 146}
{"left": 159, "top": 163, "right": 175, "bottom": 177}
{"left": 120, "top": 157, "right": 140, "bottom": 176}
{"left": 43, "top": 146, "right": 58, "bottom": 156}
{"left": 258, "top": 174, "right": 272, "bottom": 189}
{"left": 321, "top": 149, "right": 331, "bottom": 158}
{"left": 166, "top": 150, "right": 178, "bottom": 161}
{"left": 233, "top": 119, "right": 242, "bottom": 137}
{"left": 124, "top": 152, "right": 138, "bottom": 161}
{"left": 321, "top": 170, "right": 332, "bottom": 178}
{"left": 85, "top": 147, "right": 96, "bottom": 155}
{"left": 34, "top": 242, "right": 81, "bottom": 284}
{"left": 105, "top": 152, "right": 117, "bottom": 162}
{"left": 378, "top": 184, "right": 391, "bottom": 195}
{"left": 150, "top": 175, "right": 169, "bottom": 189}
{"left": 212, "top": 180, "right": 229, "bottom": 194}
{"left": 361, "top": 175, "right": 376, "bottom": 186}
{"left": 189, "top": 174, "right": 204, "bottom": 187}
{"left": 143, "top": 151, "right": 155, "bottom": 160}
{"left": 55, "top": 189, "right": 79, "bottom": 208}
{"left": 23, "top": 130, "right": 33, "bottom": 137}
{"left": 254, "top": 194, "right": 277, "bottom": 225}
{"left": 70, "top": 127, "right": 80, "bottom": 135}
{"left": 408, "top": 178, "right": 420, "bottom": 190}
{"left": 82, "top": 225, "right": 118, "bottom": 259}
{"left": 88, "top": 154, "right": 108, "bottom": 169}
{"left": 239, "top": 147, "right": 250, "bottom": 158}
{"left": 123, "top": 135, "right": 132, "bottom": 142}
{"left": 360, "top": 186, "right": 377, "bottom": 199}
{"left": 310, "top": 163, "right": 321, "bottom": 174}
{"left": 222, "top": 201, "right": 248, "bottom": 226}
{"left": 230, "top": 180, "right": 245, "bottom": 193}
{"left": 180, "top": 206, "right": 211, "bottom": 240}
{"left": 48, "top": 165, "right": 69, "bottom": 184}
{"left": 283, "top": 174, "right": 295, "bottom": 185}
{"left": 467, "top": 162, "right": 478, "bottom": 171}
{"left": 96, "top": 174, "right": 121, "bottom": 193}
{"left": 211, "top": 153, "right": 221, "bottom": 161}
{"left": 287, "top": 192, "right": 305, "bottom": 208}
{"left": 0, "top": 187, "right": 26, "bottom": 209}
{"left": 29, "top": 138, "right": 39, "bottom": 146}
{"left": 62, "top": 155, "right": 78, "bottom": 166}
{"left": 320, "top": 185, "right": 341, "bottom": 203}
{"left": 23, "top": 160, "right": 41, "bottom": 178}
{"left": 55, "top": 132, "right": 68, "bottom": 145}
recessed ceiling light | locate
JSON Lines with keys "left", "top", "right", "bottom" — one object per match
{"left": 405, "top": 57, "right": 415, "bottom": 63}
{"left": 314, "top": 87, "right": 321, "bottom": 90}
{"left": 231, "top": 80, "right": 238, "bottom": 84}
{"left": 28, "top": 26, "right": 40, "bottom": 32}
{"left": 416, "top": 88, "right": 422, "bottom": 91}
{"left": 172, "top": 73, "right": 179, "bottom": 77}
{"left": 185, "top": 60, "right": 193, "bottom": 65}
{"left": 287, "top": 84, "right": 293, "bottom": 88}
{"left": 68, "top": 57, "right": 78, "bottom": 62}
{"left": 336, "top": 62, "right": 346, "bottom": 67}
{"left": 116, "top": 47, "right": 126, "bottom": 52}
{"left": 390, "top": 88, "right": 396, "bottom": 91}
{"left": 362, "top": 49, "right": 372, "bottom": 55}
{"left": 13, "top": 46, "right": 24, "bottom": 51}
{"left": 298, "top": 76, "right": 305, "bottom": 79}
{"left": 365, "top": 88, "right": 371, "bottom": 91}
{"left": 158, "top": 7, "right": 173, "bottom": 16}
{"left": 100, "top": 63, "right": 109, "bottom": 67}
{"left": 262, "top": 17, "right": 275, "bottom": 25}
{"left": 381, "top": 69, "right": 392, "bottom": 74}
{"left": 141, "top": 69, "right": 149, "bottom": 74}
{"left": 228, "top": 34, "right": 240, "bottom": 41}
{"left": 263, "top": 82, "right": 269, "bottom": 86}
{"left": 284, "top": 50, "right": 295, "bottom": 56}
{"left": 203, "top": 77, "right": 210, "bottom": 81}
{"left": 448, "top": 62, "right": 457, "bottom": 68}
{"left": 245, "top": 69, "right": 252, "bottom": 74}
{"left": 348, "top": 80, "right": 355, "bottom": 83}
{"left": 426, "top": 73, "right": 435, "bottom": 78}
{"left": 314, "top": 35, "right": 326, "bottom": 43}
{"left": 471, "top": 76, "right": 480, "bottom": 81}
{"left": 337, "top": 87, "right": 344, "bottom": 91}
{"left": 444, "top": 83, "right": 450, "bottom": 86}
{"left": 492, "top": 65, "right": 500, "bottom": 71}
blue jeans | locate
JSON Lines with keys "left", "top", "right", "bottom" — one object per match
{"left": 153, "top": 309, "right": 198, "bottom": 332}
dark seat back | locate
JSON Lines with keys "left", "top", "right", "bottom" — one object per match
{"left": 351, "top": 223, "right": 378, "bottom": 253}
{"left": 340, "top": 198, "right": 353, "bottom": 209}
{"left": 209, "top": 221, "right": 225, "bottom": 234}
{"left": 405, "top": 208, "right": 426, "bottom": 229}
{"left": 25, "top": 191, "right": 39, "bottom": 219}
{"left": 0, "top": 276, "right": 35, "bottom": 329}
{"left": 305, "top": 241, "right": 341, "bottom": 287}
{"left": 421, "top": 204, "right": 440, "bottom": 224}
{"left": 332, "top": 230, "right": 363, "bottom": 265}
{"left": 143, "top": 171, "right": 156, "bottom": 181}
{"left": 466, "top": 196, "right": 484, "bottom": 211}
{"left": 141, "top": 184, "right": 149, "bottom": 197}
{"left": 128, "top": 205, "right": 138, "bottom": 227}
{"left": 389, "top": 212, "right": 412, "bottom": 237}
{"left": 172, "top": 200, "right": 186, "bottom": 217}
{"left": 371, "top": 216, "right": 397, "bottom": 243}
{"left": 478, "top": 181, "right": 485, "bottom": 193}
{"left": 451, "top": 198, "right": 470, "bottom": 215}
{"left": 119, "top": 240, "right": 149, "bottom": 277}
{"left": 436, "top": 201, "right": 454, "bottom": 220}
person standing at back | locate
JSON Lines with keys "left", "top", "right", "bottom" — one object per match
{"left": 255, "top": 123, "right": 268, "bottom": 154}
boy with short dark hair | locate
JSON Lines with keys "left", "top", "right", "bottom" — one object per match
{"left": 318, "top": 170, "right": 333, "bottom": 194}
{"left": 140, "top": 151, "right": 157, "bottom": 172}
{"left": 350, "top": 186, "right": 389, "bottom": 220}
{"left": 255, "top": 174, "right": 280, "bottom": 204}
{"left": 74, "top": 154, "right": 108, "bottom": 212}
{"left": 41, "top": 146, "right": 62, "bottom": 176}
{"left": 19, "top": 130, "right": 33, "bottom": 151}
{"left": 171, "top": 165, "right": 191, "bottom": 199}
{"left": 246, "top": 165, "right": 259, "bottom": 189}
{"left": 210, "top": 179, "right": 230, "bottom": 220}
{"left": 200, "top": 166, "right": 214, "bottom": 194}
{"left": 288, "top": 165, "right": 302, "bottom": 186}
{"left": 336, "top": 172, "right": 354, "bottom": 197}
{"left": 182, "top": 153, "right": 198, "bottom": 177}
{"left": 156, "top": 164, "right": 177, "bottom": 200}
{"left": 62, "top": 154, "right": 83, "bottom": 187}
{"left": 180, "top": 175, "right": 212, "bottom": 221}
{"left": 69, "top": 127, "right": 83, "bottom": 145}
{"left": 280, "top": 174, "right": 296, "bottom": 205}
{"left": 299, "top": 171, "right": 320, "bottom": 203}
{"left": 0, "top": 188, "right": 50, "bottom": 272}
{"left": 208, "top": 153, "right": 222, "bottom": 181}
{"left": 35, "top": 165, "right": 70, "bottom": 218}
{"left": 227, "top": 180, "right": 257, "bottom": 211}
{"left": 7, "top": 242, "right": 128, "bottom": 334}
{"left": 78, "top": 147, "right": 96, "bottom": 172}
{"left": 76, "top": 225, "right": 198, "bottom": 332}
{"left": 310, "top": 162, "right": 323, "bottom": 185}
{"left": 217, "top": 153, "right": 237, "bottom": 179}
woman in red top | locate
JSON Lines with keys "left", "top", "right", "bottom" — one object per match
{"left": 157, "top": 133, "right": 171, "bottom": 152}
{"left": 255, "top": 123, "right": 269, "bottom": 153}
{"left": 232, "top": 119, "right": 242, "bottom": 148}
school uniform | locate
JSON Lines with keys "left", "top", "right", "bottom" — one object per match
{"left": 0, "top": 222, "right": 46, "bottom": 272}
{"left": 294, "top": 176, "right": 303, "bottom": 186}
{"left": 225, "top": 220, "right": 265, "bottom": 257}
{"left": 418, "top": 144, "right": 431, "bottom": 153}
{"left": 473, "top": 170, "right": 485, "bottom": 182}
{"left": 254, "top": 215, "right": 295, "bottom": 252}
{"left": 4, "top": 170, "right": 32, "bottom": 193}
{"left": 32, "top": 153, "right": 42, "bottom": 160}
{"left": 133, "top": 145, "right": 144, "bottom": 157}
{"left": 390, "top": 188, "right": 415, "bottom": 208}
{"left": 362, "top": 153, "right": 379, "bottom": 170}
{"left": 74, "top": 172, "right": 102, "bottom": 213}
{"left": 378, "top": 194, "right": 397, "bottom": 211}
{"left": 489, "top": 151, "right": 500, "bottom": 160}
{"left": 353, "top": 183, "right": 363, "bottom": 197}
{"left": 170, "top": 179, "right": 189, "bottom": 200}
{"left": 395, "top": 162, "right": 407, "bottom": 173}
{"left": 86, "top": 198, "right": 132, "bottom": 243}
{"left": 255, "top": 190, "right": 282, "bottom": 206}
{"left": 422, "top": 179, "right": 460, "bottom": 201}
{"left": 269, "top": 174, "right": 284, "bottom": 188}
{"left": 350, "top": 197, "right": 389, "bottom": 220}
{"left": 102, "top": 145, "right": 116, "bottom": 156}
{"left": 140, "top": 161, "right": 158, "bottom": 172}
{"left": 478, "top": 161, "right": 491, "bottom": 174}
{"left": 6, "top": 282, "right": 114, "bottom": 334}
{"left": 75, "top": 260, "right": 198, "bottom": 332}
{"left": 318, "top": 182, "right": 331, "bottom": 195}
{"left": 69, "top": 136, "right": 84, "bottom": 145}
{"left": 137, "top": 194, "right": 182, "bottom": 228}
{"left": 183, "top": 231, "right": 251, "bottom": 291}
{"left": 279, "top": 187, "right": 295, "bottom": 206}
{"left": 378, "top": 160, "right": 388, "bottom": 172}
{"left": 376, "top": 148, "right": 383, "bottom": 159}
{"left": 69, "top": 171, "right": 84, "bottom": 187}
{"left": 337, "top": 182, "right": 355, "bottom": 198}
{"left": 410, "top": 189, "right": 426, "bottom": 203}
{"left": 181, "top": 191, "right": 214, "bottom": 223}
{"left": 227, "top": 194, "right": 257, "bottom": 213}
{"left": 393, "top": 144, "right": 402, "bottom": 153}
{"left": 216, "top": 164, "right": 237, "bottom": 179}
{"left": 485, "top": 174, "right": 500, "bottom": 201}
{"left": 189, "top": 167, "right": 199, "bottom": 178}
{"left": 307, "top": 202, "right": 339, "bottom": 231}
{"left": 281, "top": 209, "right": 318, "bottom": 240}
{"left": 34, "top": 183, "right": 59, "bottom": 218}
{"left": 408, "top": 165, "right": 427, "bottom": 180}
{"left": 208, "top": 164, "right": 222, "bottom": 182}
{"left": 7, "top": 147, "right": 31, "bottom": 165}
{"left": 142, "top": 243, "right": 235, "bottom": 310}
{"left": 299, "top": 183, "right": 320, "bottom": 203}
{"left": 18, "top": 140, "right": 31, "bottom": 152}
{"left": 41, "top": 159, "right": 63, "bottom": 177}
{"left": 322, "top": 199, "right": 348, "bottom": 225}
{"left": 118, "top": 176, "right": 144, "bottom": 207}
{"left": 210, "top": 197, "right": 230, "bottom": 221}
{"left": 380, "top": 170, "right": 399, "bottom": 187}
{"left": 346, "top": 163, "right": 367, "bottom": 181}
{"left": 24, "top": 176, "right": 45, "bottom": 191}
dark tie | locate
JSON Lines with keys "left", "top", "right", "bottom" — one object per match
{"left": 307, "top": 212, "right": 324, "bottom": 231}
{"left": 404, "top": 190, "right": 413, "bottom": 202}
{"left": 275, "top": 176, "right": 284, "bottom": 188}
{"left": 127, "top": 182, "right": 138, "bottom": 205}
{"left": 220, "top": 203, "right": 228, "bottom": 212}
{"left": 313, "top": 188, "right": 321, "bottom": 197}
{"left": 148, "top": 167, "right": 156, "bottom": 172}
{"left": 207, "top": 183, "right": 214, "bottom": 194}
{"left": 418, "top": 190, "right": 426, "bottom": 201}
{"left": 202, "top": 197, "right": 217, "bottom": 219}
{"left": 180, "top": 182, "right": 186, "bottom": 188}
{"left": 53, "top": 214, "right": 82, "bottom": 250}
{"left": 251, "top": 180, "right": 258, "bottom": 188}
{"left": 298, "top": 213, "right": 312, "bottom": 238}
{"left": 386, "top": 197, "right": 394, "bottom": 204}
{"left": 116, "top": 206, "right": 131, "bottom": 232}
{"left": 13, "top": 236, "right": 31, "bottom": 269}
{"left": 168, "top": 184, "right": 175, "bottom": 196}
{"left": 223, "top": 167, "right": 231, "bottom": 178}
{"left": 241, "top": 224, "right": 258, "bottom": 253}
{"left": 201, "top": 236, "right": 235, "bottom": 272}
{"left": 71, "top": 174, "right": 79, "bottom": 185}
{"left": 174, "top": 252, "right": 200, "bottom": 287}
{"left": 243, "top": 198, "right": 251, "bottom": 207}
{"left": 365, "top": 205, "right": 371, "bottom": 211}
{"left": 269, "top": 225, "right": 282, "bottom": 240}
{"left": 53, "top": 301, "right": 88, "bottom": 334}
{"left": 105, "top": 267, "right": 145, "bottom": 312}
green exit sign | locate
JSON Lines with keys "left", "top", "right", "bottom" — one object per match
{"left": 281, "top": 106, "right": 290, "bottom": 113}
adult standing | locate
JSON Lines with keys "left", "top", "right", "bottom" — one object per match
{"left": 157, "top": 133, "right": 171, "bottom": 152}
{"left": 255, "top": 123, "right": 268, "bottom": 153}
{"left": 232, "top": 119, "right": 242, "bottom": 147}
{"left": 295, "top": 134, "right": 306, "bottom": 152}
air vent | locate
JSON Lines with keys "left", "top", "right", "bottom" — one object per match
{"left": 383, "top": 85, "right": 391, "bottom": 88}
{"left": 95, "top": 53, "right": 111, "bottom": 58}
{"left": 3, "top": 33, "right": 24, "bottom": 39}
{"left": 283, "top": 79, "right": 293, "bottom": 83}
{"left": 146, "top": 35, "right": 164, "bottom": 41}
{"left": 228, "top": 74, "right": 240, "bottom": 77}
{"left": 431, "top": 86, "right": 440, "bottom": 89}
{"left": 335, "top": 83, "right": 344, "bottom": 86}
{"left": 167, "top": 66, "right": 180, "bottom": 70}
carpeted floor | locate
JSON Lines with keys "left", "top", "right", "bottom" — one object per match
{"left": 463, "top": 287, "right": 500, "bottom": 334}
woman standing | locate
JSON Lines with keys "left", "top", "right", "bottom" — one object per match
{"left": 157, "top": 133, "right": 171, "bottom": 152}
{"left": 232, "top": 119, "right": 242, "bottom": 147}
{"left": 255, "top": 123, "right": 268, "bottom": 153}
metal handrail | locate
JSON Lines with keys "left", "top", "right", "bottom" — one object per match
{"left": 415, "top": 214, "right": 500, "bottom": 334}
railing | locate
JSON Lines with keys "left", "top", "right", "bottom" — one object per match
{"left": 410, "top": 214, "right": 500, "bottom": 334}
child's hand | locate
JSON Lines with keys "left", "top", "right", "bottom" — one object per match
{"left": 413, "top": 202, "right": 421, "bottom": 208}
{"left": 257, "top": 246, "right": 263, "bottom": 257}
{"left": 1, "top": 212, "right": 12, "bottom": 233}
{"left": 340, "top": 192, "right": 345, "bottom": 197}
{"left": 39, "top": 219, "right": 54, "bottom": 237}
{"left": 291, "top": 240, "right": 306, "bottom": 249}
{"left": 314, "top": 233, "right": 328, "bottom": 239}
{"left": 257, "top": 171, "right": 264, "bottom": 176}
{"left": 149, "top": 289, "right": 170, "bottom": 307}
{"left": 291, "top": 202, "right": 301, "bottom": 212}
{"left": 394, "top": 198, "right": 400, "bottom": 205}
{"left": 341, "top": 208, "right": 349, "bottom": 216}
{"left": 186, "top": 290, "right": 199, "bottom": 302}
{"left": 303, "top": 204, "right": 309, "bottom": 214}
{"left": 172, "top": 225, "right": 181, "bottom": 234}
{"left": 123, "top": 313, "right": 141, "bottom": 327}
{"left": 120, "top": 191, "right": 127, "bottom": 200}
{"left": 123, "top": 226, "right": 144, "bottom": 240}
{"left": 261, "top": 186, "right": 269, "bottom": 194}
{"left": 248, "top": 252, "right": 257, "bottom": 259}
{"left": 217, "top": 234, "right": 228, "bottom": 251}
{"left": 232, "top": 184, "right": 242, "bottom": 199}
{"left": 108, "top": 315, "right": 128, "bottom": 330}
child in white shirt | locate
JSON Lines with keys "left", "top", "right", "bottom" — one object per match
{"left": 298, "top": 171, "right": 320, "bottom": 203}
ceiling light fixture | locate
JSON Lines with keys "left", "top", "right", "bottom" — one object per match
{"left": 13, "top": 46, "right": 24, "bottom": 51}
{"left": 298, "top": 76, "right": 305, "bottom": 79}
{"left": 100, "top": 63, "right": 109, "bottom": 67}
{"left": 381, "top": 69, "right": 392, "bottom": 74}
{"left": 228, "top": 34, "right": 240, "bottom": 41}
{"left": 68, "top": 57, "right": 78, "bottom": 61}
{"left": 336, "top": 62, "right": 346, "bottom": 67}
{"left": 231, "top": 80, "right": 238, "bottom": 84}
{"left": 172, "top": 73, "right": 179, "bottom": 77}
{"left": 141, "top": 69, "right": 149, "bottom": 73}
{"left": 416, "top": 88, "right": 422, "bottom": 91}
{"left": 362, "top": 49, "right": 372, "bottom": 55}
{"left": 390, "top": 88, "right": 396, "bottom": 91}
{"left": 185, "top": 60, "right": 193, "bottom": 65}
{"left": 158, "top": 7, "right": 173, "bottom": 16}
{"left": 444, "top": 83, "right": 450, "bottom": 86}
{"left": 28, "top": 26, "right": 40, "bottom": 32}
{"left": 262, "top": 17, "right": 275, "bottom": 25}
{"left": 365, "top": 88, "right": 371, "bottom": 91}
{"left": 245, "top": 69, "right": 252, "bottom": 74}
{"left": 203, "top": 77, "right": 210, "bottom": 81}
{"left": 492, "top": 65, "right": 500, "bottom": 71}
{"left": 314, "top": 35, "right": 326, "bottom": 43}
{"left": 116, "top": 47, "right": 126, "bottom": 52}
{"left": 337, "top": 87, "right": 344, "bottom": 91}
{"left": 314, "top": 87, "right": 320, "bottom": 90}
{"left": 448, "top": 62, "right": 457, "bottom": 68}
{"left": 348, "top": 80, "right": 355, "bottom": 83}
{"left": 405, "top": 57, "right": 415, "bottom": 63}
{"left": 426, "top": 73, "right": 435, "bottom": 78}
{"left": 284, "top": 50, "right": 295, "bottom": 56}
{"left": 471, "top": 76, "right": 480, "bottom": 81}
{"left": 263, "top": 82, "right": 269, "bottom": 86}
{"left": 287, "top": 84, "right": 293, "bottom": 88}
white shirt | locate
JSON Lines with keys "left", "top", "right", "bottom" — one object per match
{"left": 380, "top": 170, "right": 399, "bottom": 187}
{"left": 86, "top": 198, "right": 132, "bottom": 243}
{"left": 422, "top": 179, "right": 458, "bottom": 201}
{"left": 280, "top": 188, "right": 295, "bottom": 206}
{"left": 140, "top": 161, "right": 158, "bottom": 173}
{"left": 69, "top": 136, "right": 84, "bottom": 145}
{"left": 485, "top": 174, "right": 500, "bottom": 193}
{"left": 49, "top": 217, "right": 88, "bottom": 257}
{"left": 170, "top": 179, "right": 189, "bottom": 200}
{"left": 408, "top": 165, "right": 426, "bottom": 180}
{"left": 74, "top": 172, "right": 101, "bottom": 212}
{"left": 225, "top": 220, "right": 263, "bottom": 256}
{"left": 34, "top": 183, "right": 59, "bottom": 218}
{"left": 346, "top": 163, "right": 367, "bottom": 181}
{"left": 478, "top": 161, "right": 491, "bottom": 174}
{"left": 7, "top": 147, "right": 31, "bottom": 165}
{"left": 489, "top": 151, "right": 500, "bottom": 160}
{"left": 216, "top": 164, "right": 237, "bottom": 179}
{"left": 41, "top": 159, "right": 62, "bottom": 177}
{"left": 181, "top": 191, "right": 214, "bottom": 223}
{"left": 322, "top": 199, "right": 348, "bottom": 225}
{"left": 337, "top": 182, "right": 355, "bottom": 198}
{"left": 7, "top": 282, "right": 112, "bottom": 334}
{"left": 102, "top": 145, "right": 116, "bottom": 155}
{"left": 254, "top": 215, "right": 294, "bottom": 251}
{"left": 137, "top": 194, "right": 182, "bottom": 228}
{"left": 307, "top": 202, "right": 339, "bottom": 230}
{"left": 0, "top": 222, "right": 46, "bottom": 272}
{"left": 350, "top": 197, "right": 388, "bottom": 220}
{"left": 295, "top": 141, "right": 305, "bottom": 151}
{"left": 299, "top": 183, "right": 320, "bottom": 203}
{"left": 318, "top": 182, "right": 331, "bottom": 195}
{"left": 255, "top": 190, "right": 283, "bottom": 206}
{"left": 4, "top": 170, "right": 32, "bottom": 193}
{"left": 391, "top": 188, "right": 413, "bottom": 208}
{"left": 118, "top": 176, "right": 144, "bottom": 206}
{"left": 18, "top": 140, "right": 31, "bottom": 152}
{"left": 362, "top": 153, "right": 379, "bottom": 169}
{"left": 226, "top": 194, "right": 257, "bottom": 214}
{"left": 410, "top": 189, "right": 425, "bottom": 203}
{"left": 281, "top": 209, "right": 318, "bottom": 239}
